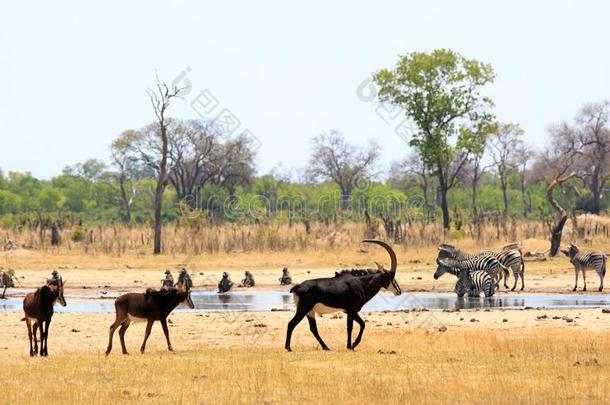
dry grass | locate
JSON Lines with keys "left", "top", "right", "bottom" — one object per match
{"left": 0, "top": 232, "right": 605, "bottom": 293}
{"left": 1, "top": 327, "right": 609, "bottom": 404}
{"left": 4, "top": 213, "right": 610, "bottom": 256}
{"left": 2, "top": 216, "right": 610, "bottom": 403}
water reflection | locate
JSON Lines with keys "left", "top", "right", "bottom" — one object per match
{"left": 1, "top": 292, "right": 610, "bottom": 313}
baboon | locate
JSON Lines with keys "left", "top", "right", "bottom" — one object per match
{"left": 218, "top": 272, "right": 234, "bottom": 293}
{"left": 161, "top": 270, "right": 174, "bottom": 289}
{"left": 50, "top": 270, "right": 62, "bottom": 284}
{"left": 176, "top": 268, "right": 193, "bottom": 289}
{"left": 1, "top": 269, "right": 17, "bottom": 299}
{"left": 241, "top": 271, "right": 255, "bottom": 288}
{"left": 279, "top": 267, "right": 292, "bottom": 285}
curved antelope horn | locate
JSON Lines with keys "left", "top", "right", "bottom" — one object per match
{"left": 362, "top": 239, "right": 397, "bottom": 273}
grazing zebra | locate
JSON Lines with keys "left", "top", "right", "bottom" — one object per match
{"left": 434, "top": 259, "right": 495, "bottom": 297}
{"left": 438, "top": 243, "right": 524, "bottom": 291}
{"left": 561, "top": 243, "right": 607, "bottom": 292}
{"left": 437, "top": 245, "right": 505, "bottom": 289}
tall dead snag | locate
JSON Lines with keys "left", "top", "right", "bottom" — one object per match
{"left": 146, "top": 79, "right": 185, "bottom": 254}
{"left": 534, "top": 122, "right": 584, "bottom": 256}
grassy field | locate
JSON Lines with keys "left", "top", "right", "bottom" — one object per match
{"left": 2, "top": 227, "right": 610, "bottom": 404}
{"left": 1, "top": 327, "right": 609, "bottom": 404}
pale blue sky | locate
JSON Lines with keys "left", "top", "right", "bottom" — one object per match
{"left": 1, "top": 0, "right": 609, "bottom": 179}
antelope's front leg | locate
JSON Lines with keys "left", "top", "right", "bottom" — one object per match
{"left": 42, "top": 319, "right": 51, "bottom": 357}
{"left": 26, "top": 318, "right": 34, "bottom": 357}
{"left": 140, "top": 319, "right": 154, "bottom": 354}
{"left": 346, "top": 313, "right": 354, "bottom": 350}
{"left": 32, "top": 322, "right": 39, "bottom": 356}
{"left": 351, "top": 313, "right": 366, "bottom": 350}
{"left": 160, "top": 319, "right": 173, "bottom": 352}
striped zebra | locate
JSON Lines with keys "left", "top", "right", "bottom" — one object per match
{"left": 437, "top": 245, "right": 505, "bottom": 289}
{"left": 434, "top": 258, "right": 495, "bottom": 297}
{"left": 438, "top": 243, "right": 524, "bottom": 291}
{"left": 561, "top": 243, "right": 607, "bottom": 292}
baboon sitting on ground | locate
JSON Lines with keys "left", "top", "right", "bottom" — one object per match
{"left": 279, "top": 267, "right": 292, "bottom": 285}
{"left": 218, "top": 272, "right": 234, "bottom": 293}
{"left": 241, "top": 271, "right": 255, "bottom": 287}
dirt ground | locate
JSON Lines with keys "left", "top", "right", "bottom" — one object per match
{"left": 1, "top": 307, "right": 610, "bottom": 357}
{"left": 0, "top": 239, "right": 601, "bottom": 295}
{"left": 1, "top": 240, "right": 609, "bottom": 355}
{"left": 2, "top": 242, "right": 610, "bottom": 404}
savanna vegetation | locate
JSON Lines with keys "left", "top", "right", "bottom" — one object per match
{"left": 1, "top": 50, "right": 609, "bottom": 256}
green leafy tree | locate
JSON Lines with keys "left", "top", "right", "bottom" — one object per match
{"left": 374, "top": 49, "right": 496, "bottom": 229}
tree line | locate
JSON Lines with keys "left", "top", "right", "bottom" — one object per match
{"left": 0, "top": 49, "right": 608, "bottom": 253}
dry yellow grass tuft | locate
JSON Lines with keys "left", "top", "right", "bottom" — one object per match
{"left": 1, "top": 328, "right": 609, "bottom": 404}
{"left": 4, "top": 214, "right": 609, "bottom": 257}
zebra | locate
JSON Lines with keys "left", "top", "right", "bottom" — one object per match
{"left": 434, "top": 258, "right": 495, "bottom": 298}
{"left": 438, "top": 243, "right": 524, "bottom": 291}
{"left": 561, "top": 243, "right": 607, "bottom": 292}
{"left": 437, "top": 245, "right": 506, "bottom": 289}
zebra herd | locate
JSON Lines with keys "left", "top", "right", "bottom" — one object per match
{"left": 434, "top": 242, "right": 607, "bottom": 297}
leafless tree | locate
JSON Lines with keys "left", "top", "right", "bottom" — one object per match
{"left": 144, "top": 79, "right": 185, "bottom": 254}
{"left": 488, "top": 123, "right": 523, "bottom": 215}
{"left": 514, "top": 142, "right": 535, "bottom": 217}
{"left": 306, "top": 130, "right": 380, "bottom": 210}
{"left": 110, "top": 129, "right": 142, "bottom": 224}
{"left": 215, "top": 133, "right": 256, "bottom": 199}
{"left": 539, "top": 123, "right": 584, "bottom": 256}
{"left": 464, "top": 149, "right": 492, "bottom": 215}
{"left": 389, "top": 151, "right": 435, "bottom": 213}
{"left": 574, "top": 101, "right": 610, "bottom": 213}
{"left": 167, "top": 119, "right": 223, "bottom": 206}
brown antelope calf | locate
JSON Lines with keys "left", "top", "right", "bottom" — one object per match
{"left": 22, "top": 279, "right": 67, "bottom": 356}
{"left": 105, "top": 284, "right": 194, "bottom": 355}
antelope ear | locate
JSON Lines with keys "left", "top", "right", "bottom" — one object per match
{"left": 374, "top": 261, "right": 384, "bottom": 271}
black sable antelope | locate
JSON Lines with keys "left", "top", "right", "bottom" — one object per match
{"left": 105, "top": 283, "right": 194, "bottom": 356}
{"left": 285, "top": 239, "right": 401, "bottom": 352}
{"left": 22, "top": 278, "right": 67, "bottom": 356}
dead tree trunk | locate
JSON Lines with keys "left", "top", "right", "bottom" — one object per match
{"left": 50, "top": 223, "right": 61, "bottom": 246}
{"left": 147, "top": 80, "right": 184, "bottom": 254}
{"left": 546, "top": 173, "right": 575, "bottom": 256}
